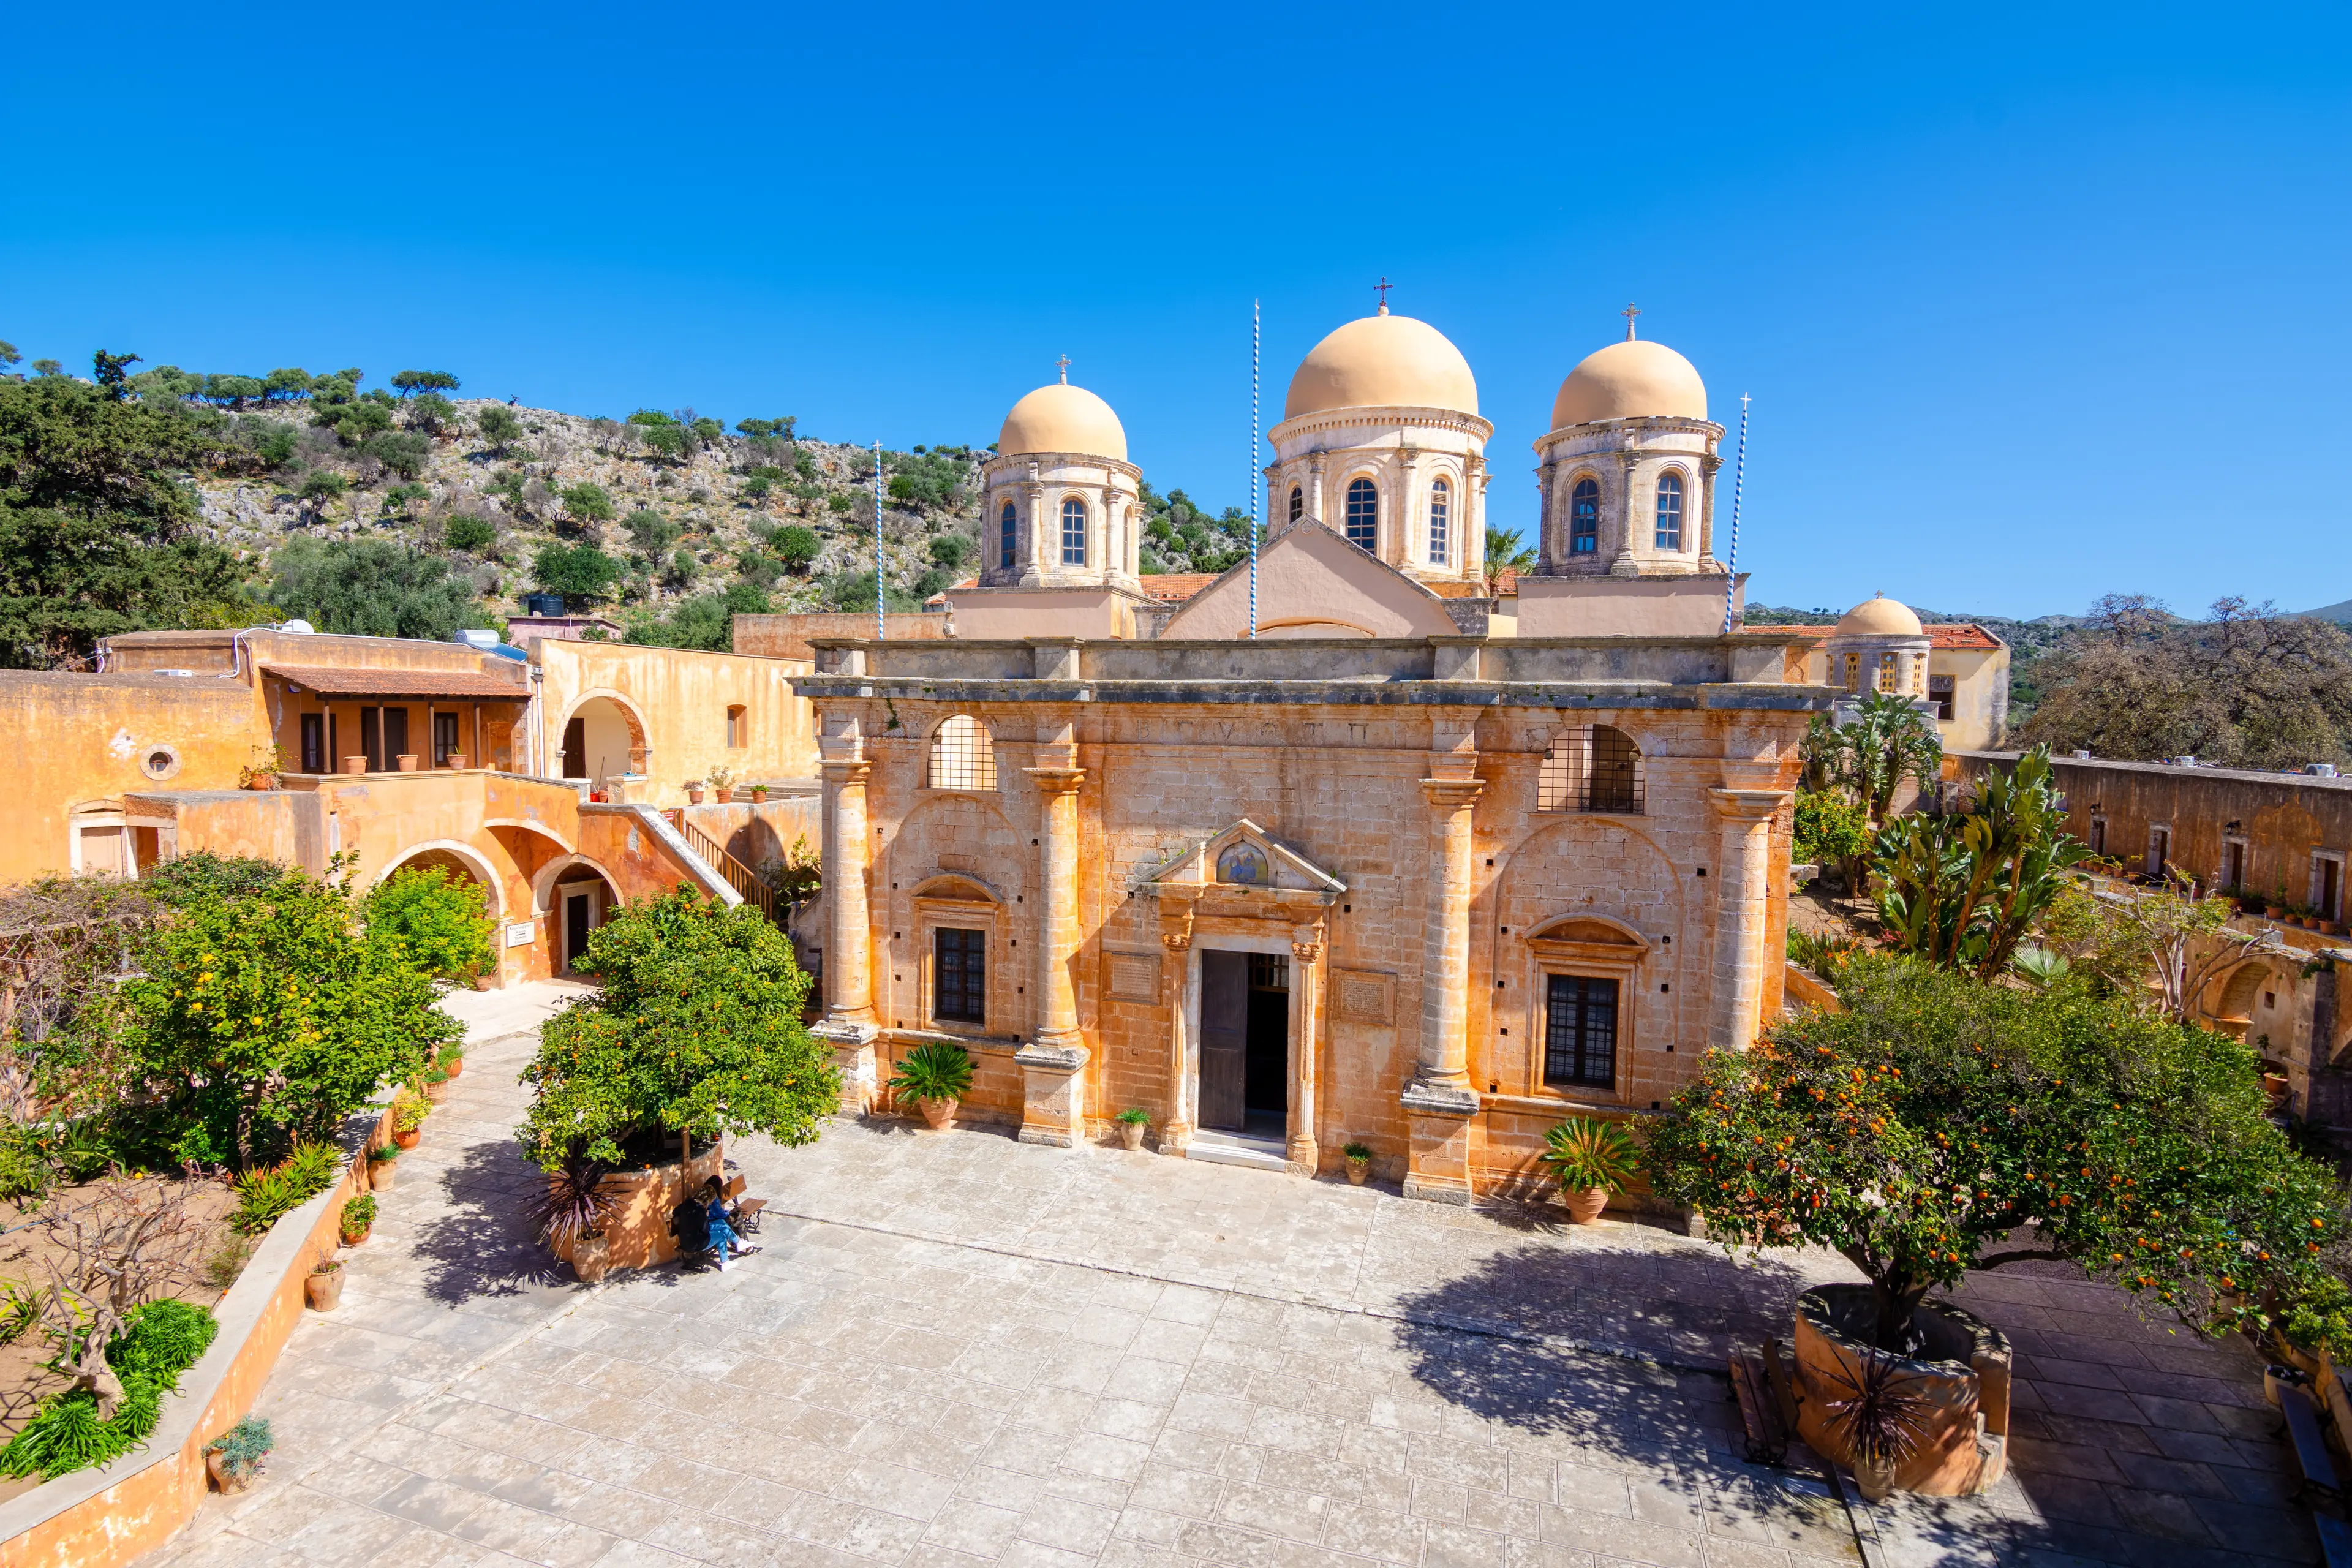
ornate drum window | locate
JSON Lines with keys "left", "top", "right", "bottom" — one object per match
{"left": 999, "top": 499, "right": 1017, "bottom": 570}
{"left": 1288, "top": 484, "right": 1304, "bottom": 524}
{"left": 1344, "top": 477, "right": 1378, "bottom": 551}
{"left": 1060, "top": 497, "right": 1087, "bottom": 566}
{"left": 1654, "top": 472, "right": 1683, "bottom": 550}
{"left": 1570, "top": 477, "right": 1600, "bottom": 554}
{"left": 1427, "top": 477, "right": 1450, "bottom": 565}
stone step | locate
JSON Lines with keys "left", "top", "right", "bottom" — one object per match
{"left": 1185, "top": 1130, "right": 1290, "bottom": 1173}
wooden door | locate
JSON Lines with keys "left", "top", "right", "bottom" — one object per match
{"left": 1199, "top": 951, "right": 1248, "bottom": 1131}
{"left": 565, "top": 891, "right": 594, "bottom": 972}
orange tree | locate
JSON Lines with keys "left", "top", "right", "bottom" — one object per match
{"left": 1646, "top": 954, "right": 2341, "bottom": 1352}
{"left": 516, "top": 886, "right": 835, "bottom": 1172}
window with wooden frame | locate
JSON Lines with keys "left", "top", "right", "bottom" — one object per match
{"left": 1000, "top": 499, "right": 1018, "bottom": 570}
{"left": 1927, "top": 674, "right": 1956, "bottom": 720}
{"left": 927, "top": 715, "right": 997, "bottom": 791}
{"left": 1427, "top": 477, "right": 1450, "bottom": 565}
{"left": 1344, "top": 477, "right": 1378, "bottom": 551}
{"left": 1877, "top": 651, "right": 1898, "bottom": 692}
{"left": 1060, "top": 497, "right": 1087, "bottom": 565}
{"left": 1544, "top": 976, "right": 1618, "bottom": 1090}
{"left": 1520, "top": 917, "right": 1647, "bottom": 1098}
{"left": 1653, "top": 472, "right": 1683, "bottom": 550}
{"left": 933, "top": 927, "right": 986, "bottom": 1025}
{"left": 1843, "top": 652, "right": 1860, "bottom": 692}
{"left": 725, "top": 705, "right": 747, "bottom": 748}
{"left": 1570, "top": 477, "right": 1600, "bottom": 554}
{"left": 1288, "top": 484, "right": 1304, "bottom": 524}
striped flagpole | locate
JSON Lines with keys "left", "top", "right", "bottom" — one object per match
{"left": 873, "top": 440, "right": 885, "bottom": 639}
{"left": 1720, "top": 393, "right": 1750, "bottom": 635}
{"left": 1250, "top": 300, "right": 1260, "bottom": 639}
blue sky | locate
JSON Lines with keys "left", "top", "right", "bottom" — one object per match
{"left": 6, "top": 1, "right": 2349, "bottom": 619}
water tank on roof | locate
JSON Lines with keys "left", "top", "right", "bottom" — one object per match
{"left": 279, "top": 619, "right": 315, "bottom": 635}
{"left": 522, "top": 592, "right": 567, "bottom": 617}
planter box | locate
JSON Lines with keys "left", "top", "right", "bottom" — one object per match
{"left": 1792, "top": 1284, "right": 2011, "bottom": 1498}
{"left": 548, "top": 1139, "right": 726, "bottom": 1276}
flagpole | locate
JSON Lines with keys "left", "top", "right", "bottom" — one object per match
{"left": 873, "top": 440, "right": 885, "bottom": 640}
{"left": 1250, "top": 300, "right": 1260, "bottom": 640}
{"left": 1720, "top": 394, "right": 1750, "bottom": 635}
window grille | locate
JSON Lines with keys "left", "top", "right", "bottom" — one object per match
{"left": 1248, "top": 952, "right": 1289, "bottom": 990}
{"left": 1877, "top": 651, "right": 1898, "bottom": 692}
{"left": 1427, "top": 478, "right": 1450, "bottom": 565}
{"left": 1544, "top": 974, "right": 1617, "bottom": 1088}
{"left": 927, "top": 714, "right": 997, "bottom": 791}
{"left": 1537, "top": 725, "right": 1644, "bottom": 813}
{"left": 1345, "top": 477, "right": 1378, "bottom": 551}
{"left": 1000, "top": 500, "right": 1017, "bottom": 570}
{"left": 1653, "top": 473, "right": 1683, "bottom": 549}
{"left": 1570, "top": 477, "right": 1600, "bottom": 554}
{"left": 1288, "top": 485, "right": 1304, "bottom": 524}
{"left": 1843, "top": 652, "right": 1860, "bottom": 692}
{"left": 1060, "top": 498, "right": 1087, "bottom": 565}
{"left": 933, "top": 927, "right": 986, "bottom": 1025}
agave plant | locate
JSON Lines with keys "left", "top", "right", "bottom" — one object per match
{"left": 1540, "top": 1118, "right": 1643, "bottom": 1193}
{"left": 888, "top": 1043, "right": 974, "bottom": 1106}
{"left": 526, "top": 1152, "right": 616, "bottom": 1247}
{"left": 1817, "top": 1348, "right": 1933, "bottom": 1487}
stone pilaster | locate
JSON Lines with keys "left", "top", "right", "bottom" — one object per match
{"left": 1708, "top": 788, "right": 1787, "bottom": 1054}
{"left": 1535, "top": 458, "right": 1557, "bottom": 571}
{"left": 814, "top": 726, "right": 877, "bottom": 1113}
{"left": 1609, "top": 447, "right": 1643, "bottom": 578}
{"left": 1286, "top": 925, "right": 1324, "bottom": 1174}
{"left": 1697, "top": 450, "right": 1724, "bottom": 568}
{"left": 1158, "top": 909, "right": 1194, "bottom": 1156}
{"left": 1018, "top": 760, "right": 1088, "bottom": 1146}
{"left": 1404, "top": 765, "right": 1484, "bottom": 1203}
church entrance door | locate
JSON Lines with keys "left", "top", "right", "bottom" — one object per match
{"left": 1200, "top": 951, "right": 1247, "bottom": 1130}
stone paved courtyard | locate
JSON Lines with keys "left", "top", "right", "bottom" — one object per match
{"left": 132, "top": 989, "right": 2312, "bottom": 1568}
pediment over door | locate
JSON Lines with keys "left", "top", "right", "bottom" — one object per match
{"left": 1137, "top": 819, "right": 1345, "bottom": 919}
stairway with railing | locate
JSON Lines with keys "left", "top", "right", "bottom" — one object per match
{"left": 677, "top": 816, "right": 783, "bottom": 928}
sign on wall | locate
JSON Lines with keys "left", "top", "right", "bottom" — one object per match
{"left": 505, "top": 921, "right": 536, "bottom": 948}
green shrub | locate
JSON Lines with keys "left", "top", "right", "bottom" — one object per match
{"left": 1792, "top": 788, "right": 1869, "bottom": 865}
{"left": 339, "top": 1193, "right": 377, "bottom": 1236}
{"left": 0, "top": 1300, "right": 218, "bottom": 1480}
{"left": 230, "top": 1142, "right": 338, "bottom": 1235}
{"left": 362, "top": 866, "right": 495, "bottom": 982}
{"left": 1113, "top": 1107, "right": 1148, "bottom": 1126}
{"left": 774, "top": 526, "right": 820, "bottom": 571}
{"left": 205, "top": 1415, "right": 271, "bottom": 1483}
{"left": 888, "top": 1044, "right": 973, "bottom": 1106}
{"left": 444, "top": 516, "right": 497, "bottom": 554}
{"left": 1342, "top": 1140, "right": 1373, "bottom": 1162}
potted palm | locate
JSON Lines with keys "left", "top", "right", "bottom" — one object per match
{"left": 890, "top": 1042, "right": 974, "bottom": 1130}
{"left": 305, "top": 1257, "right": 344, "bottom": 1311}
{"left": 1342, "top": 1140, "right": 1373, "bottom": 1185}
{"left": 1818, "top": 1348, "right": 1932, "bottom": 1501}
{"left": 338, "top": 1194, "right": 377, "bottom": 1246}
{"left": 1114, "top": 1107, "right": 1149, "bottom": 1150}
{"left": 1540, "top": 1118, "right": 1642, "bottom": 1223}
{"left": 205, "top": 1417, "right": 273, "bottom": 1494}
{"left": 368, "top": 1143, "right": 399, "bottom": 1190}
{"left": 529, "top": 1153, "right": 618, "bottom": 1285}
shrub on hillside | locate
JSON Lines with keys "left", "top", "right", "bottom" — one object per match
{"left": 270, "top": 537, "right": 486, "bottom": 642}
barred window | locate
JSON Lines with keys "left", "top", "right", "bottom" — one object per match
{"left": 927, "top": 714, "right": 997, "bottom": 791}
{"left": 1844, "top": 652, "right": 1860, "bottom": 692}
{"left": 1570, "top": 477, "right": 1600, "bottom": 554}
{"left": 1654, "top": 473, "right": 1683, "bottom": 549}
{"left": 1288, "top": 484, "right": 1304, "bottom": 524}
{"left": 1060, "top": 497, "right": 1087, "bottom": 565}
{"left": 999, "top": 500, "right": 1017, "bottom": 570}
{"left": 934, "top": 927, "right": 986, "bottom": 1025}
{"left": 1544, "top": 975, "right": 1617, "bottom": 1089}
{"left": 1345, "top": 477, "right": 1377, "bottom": 551}
{"left": 1537, "top": 724, "right": 1644, "bottom": 813}
{"left": 1877, "top": 651, "right": 1898, "bottom": 692}
{"left": 1427, "top": 477, "right": 1450, "bottom": 565}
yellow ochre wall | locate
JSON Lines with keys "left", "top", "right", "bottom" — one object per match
{"left": 534, "top": 641, "right": 816, "bottom": 804}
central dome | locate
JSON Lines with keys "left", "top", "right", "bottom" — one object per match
{"left": 1833, "top": 594, "right": 1924, "bottom": 639}
{"left": 1551, "top": 339, "right": 1708, "bottom": 429}
{"left": 1284, "top": 311, "right": 1478, "bottom": 420}
{"left": 998, "top": 380, "right": 1127, "bottom": 462}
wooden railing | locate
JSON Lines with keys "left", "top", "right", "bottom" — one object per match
{"left": 683, "top": 821, "right": 782, "bottom": 927}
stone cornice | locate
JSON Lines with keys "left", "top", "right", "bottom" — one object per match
{"left": 1531, "top": 415, "right": 1724, "bottom": 456}
{"left": 1268, "top": 405, "right": 1494, "bottom": 447}
{"left": 982, "top": 452, "right": 1142, "bottom": 484}
{"left": 796, "top": 674, "right": 1831, "bottom": 714}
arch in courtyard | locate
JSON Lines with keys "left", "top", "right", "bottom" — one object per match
{"left": 374, "top": 839, "right": 507, "bottom": 919}
{"left": 558, "top": 689, "right": 652, "bottom": 786}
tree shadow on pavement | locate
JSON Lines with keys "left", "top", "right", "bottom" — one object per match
{"left": 408, "top": 1137, "right": 570, "bottom": 1304}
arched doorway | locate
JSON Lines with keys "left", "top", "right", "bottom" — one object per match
{"left": 375, "top": 842, "right": 503, "bottom": 921}
{"left": 558, "top": 694, "right": 649, "bottom": 792}
{"left": 540, "top": 858, "right": 622, "bottom": 976}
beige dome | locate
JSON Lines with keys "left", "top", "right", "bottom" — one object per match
{"left": 1284, "top": 310, "right": 1478, "bottom": 420}
{"left": 998, "top": 380, "right": 1127, "bottom": 461}
{"left": 1551, "top": 339, "right": 1708, "bottom": 429}
{"left": 1833, "top": 594, "right": 1924, "bottom": 638}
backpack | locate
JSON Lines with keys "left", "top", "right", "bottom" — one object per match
{"left": 669, "top": 1198, "right": 712, "bottom": 1253}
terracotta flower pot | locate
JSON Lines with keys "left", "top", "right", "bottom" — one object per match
{"left": 393, "top": 1128, "right": 421, "bottom": 1150}
{"left": 687, "top": 787, "right": 705, "bottom": 805}
{"left": 424, "top": 1080, "right": 448, "bottom": 1104}
{"left": 370, "top": 1160, "right": 398, "bottom": 1191}
{"left": 751, "top": 788, "right": 769, "bottom": 803}
{"left": 342, "top": 756, "right": 368, "bottom": 775}
{"left": 1119, "top": 1121, "right": 1145, "bottom": 1151}
{"left": 573, "top": 1232, "right": 611, "bottom": 1285}
{"left": 717, "top": 786, "right": 737, "bottom": 804}
{"left": 445, "top": 752, "right": 469, "bottom": 769}
{"left": 442, "top": 1057, "right": 463, "bottom": 1079}
{"left": 918, "top": 1096, "right": 957, "bottom": 1131}
{"left": 1344, "top": 1157, "right": 1369, "bottom": 1186}
{"left": 1560, "top": 1186, "right": 1610, "bottom": 1224}
{"left": 1852, "top": 1455, "right": 1898, "bottom": 1502}
{"left": 205, "top": 1449, "right": 252, "bottom": 1494}
{"left": 305, "top": 1268, "right": 344, "bottom": 1311}
{"left": 396, "top": 753, "right": 419, "bottom": 772}
{"left": 341, "top": 1224, "right": 370, "bottom": 1247}
{"left": 246, "top": 774, "right": 275, "bottom": 791}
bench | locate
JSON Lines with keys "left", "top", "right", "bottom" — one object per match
{"left": 1730, "top": 1348, "right": 1789, "bottom": 1466}
{"left": 2318, "top": 1512, "right": 2352, "bottom": 1568}
{"left": 2280, "top": 1382, "right": 2342, "bottom": 1509}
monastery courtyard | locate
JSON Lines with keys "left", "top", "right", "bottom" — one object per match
{"left": 137, "top": 989, "right": 2309, "bottom": 1568}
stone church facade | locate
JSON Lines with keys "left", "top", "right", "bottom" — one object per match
{"left": 802, "top": 295, "right": 1835, "bottom": 1202}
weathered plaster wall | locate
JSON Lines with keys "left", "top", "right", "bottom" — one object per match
{"left": 535, "top": 641, "right": 815, "bottom": 804}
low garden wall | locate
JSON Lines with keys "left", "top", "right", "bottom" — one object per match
{"left": 549, "top": 1141, "right": 725, "bottom": 1274}
{"left": 0, "top": 1098, "right": 398, "bottom": 1568}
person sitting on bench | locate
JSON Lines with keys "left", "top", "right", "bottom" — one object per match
{"left": 703, "top": 1177, "right": 760, "bottom": 1262}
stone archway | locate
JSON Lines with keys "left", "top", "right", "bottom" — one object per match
{"left": 375, "top": 839, "right": 506, "bottom": 921}
{"left": 558, "top": 691, "right": 650, "bottom": 788}
{"left": 537, "top": 855, "right": 622, "bottom": 976}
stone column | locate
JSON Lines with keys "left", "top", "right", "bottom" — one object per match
{"left": 1609, "top": 448, "right": 1643, "bottom": 578}
{"left": 1535, "top": 458, "right": 1558, "bottom": 570}
{"left": 1697, "top": 450, "right": 1724, "bottom": 568}
{"left": 1466, "top": 456, "right": 1489, "bottom": 582}
{"left": 1016, "top": 754, "right": 1089, "bottom": 1146}
{"left": 814, "top": 717, "right": 878, "bottom": 1113}
{"left": 1023, "top": 475, "right": 1046, "bottom": 584}
{"left": 1307, "top": 454, "right": 1328, "bottom": 525}
{"left": 1395, "top": 450, "right": 1419, "bottom": 570}
{"left": 1708, "top": 788, "right": 1787, "bottom": 1054}
{"left": 1403, "top": 763, "right": 1483, "bottom": 1203}
{"left": 1286, "top": 925, "right": 1324, "bottom": 1174}
{"left": 1158, "top": 905, "right": 1194, "bottom": 1156}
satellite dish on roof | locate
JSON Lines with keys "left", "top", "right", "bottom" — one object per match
{"left": 279, "top": 619, "right": 315, "bottom": 635}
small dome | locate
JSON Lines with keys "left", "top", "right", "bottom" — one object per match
{"left": 1833, "top": 594, "right": 1924, "bottom": 639}
{"left": 998, "top": 380, "right": 1127, "bottom": 461}
{"left": 1551, "top": 339, "right": 1708, "bottom": 429}
{"left": 1284, "top": 311, "right": 1478, "bottom": 420}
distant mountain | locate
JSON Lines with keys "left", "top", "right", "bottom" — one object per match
{"left": 2295, "top": 598, "right": 2352, "bottom": 625}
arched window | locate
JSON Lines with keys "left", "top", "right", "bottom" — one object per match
{"left": 1877, "top": 651, "right": 1898, "bottom": 693}
{"left": 1060, "top": 497, "right": 1087, "bottom": 566}
{"left": 1570, "top": 477, "right": 1600, "bottom": 554}
{"left": 1653, "top": 472, "right": 1683, "bottom": 550}
{"left": 1537, "top": 724, "right": 1644, "bottom": 813}
{"left": 1344, "top": 477, "right": 1378, "bottom": 551}
{"left": 927, "top": 714, "right": 997, "bottom": 791}
{"left": 1427, "top": 478, "right": 1450, "bottom": 565}
{"left": 998, "top": 499, "right": 1017, "bottom": 570}
{"left": 1288, "top": 485, "right": 1303, "bottom": 524}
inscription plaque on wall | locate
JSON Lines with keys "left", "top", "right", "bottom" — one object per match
{"left": 1333, "top": 970, "right": 1395, "bottom": 1025}
{"left": 1106, "top": 950, "right": 1161, "bottom": 1001}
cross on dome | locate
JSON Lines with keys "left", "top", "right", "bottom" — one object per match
{"left": 1373, "top": 277, "right": 1391, "bottom": 315}
{"left": 1055, "top": 355, "right": 1071, "bottom": 384}
{"left": 1622, "top": 302, "right": 1641, "bottom": 341}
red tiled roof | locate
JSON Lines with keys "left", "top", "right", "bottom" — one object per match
{"left": 1136, "top": 574, "right": 1218, "bottom": 602}
{"left": 1742, "top": 622, "right": 2006, "bottom": 650}
{"left": 263, "top": 665, "right": 529, "bottom": 700}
